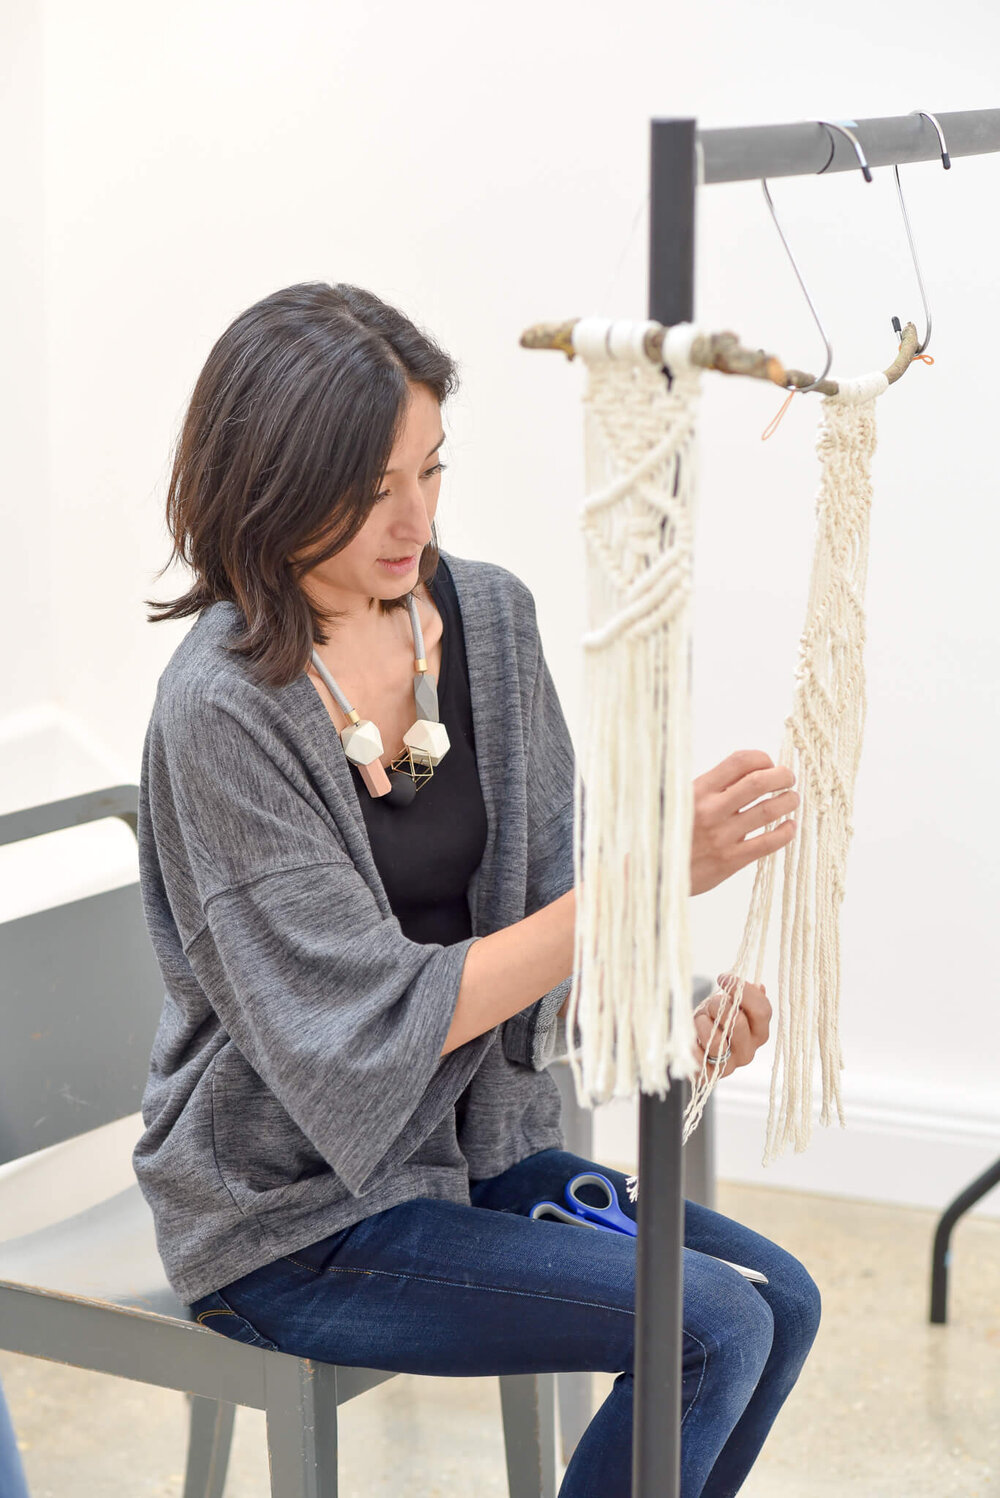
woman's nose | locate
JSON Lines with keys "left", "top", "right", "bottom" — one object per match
{"left": 394, "top": 481, "right": 433, "bottom": 540}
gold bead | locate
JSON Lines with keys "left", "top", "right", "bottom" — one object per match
{"left": 414, "top": 657, "right": 428, "bottom": 672}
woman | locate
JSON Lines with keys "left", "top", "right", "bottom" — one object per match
{"left": 135, "top": 281, "right": 819, "bottom": 1497}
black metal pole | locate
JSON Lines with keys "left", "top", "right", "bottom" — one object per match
{"left": 631, "top": 117, "right": 698, "bottom": 1498}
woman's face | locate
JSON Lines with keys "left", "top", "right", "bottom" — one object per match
{"left": 302, "top": 381, "right": 446, "bottom": 614}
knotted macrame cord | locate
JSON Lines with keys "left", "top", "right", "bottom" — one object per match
{"left": 684, "top": 369, "right": 888, "bottom": 1164}
{"left": 565, "top": 319, "right": 702, "bottom": 1113}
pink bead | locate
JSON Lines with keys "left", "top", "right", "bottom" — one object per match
{"left": 358, "top": 759, "right": 392, "bottom": 797}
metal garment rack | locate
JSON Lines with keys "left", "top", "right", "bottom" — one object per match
{"left": 633, "top": 108, "right": 1000, "bottom": 1498}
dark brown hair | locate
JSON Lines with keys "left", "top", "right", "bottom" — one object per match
{"left": 146, "top": 282, "right": 457, "bottom": 687}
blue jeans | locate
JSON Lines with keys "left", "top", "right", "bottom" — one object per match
{"left": 191, "top": 1148, "right": 820, "bottom": 1498}
{"left": 0, "top": 1377, "right": 30, "bottom": 1498}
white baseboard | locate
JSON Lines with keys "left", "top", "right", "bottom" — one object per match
{"left": 593, "top": 1071, "right": 1000, "bottom": 1219}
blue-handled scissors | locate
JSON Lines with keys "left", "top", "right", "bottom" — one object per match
{"left": 529, "top": 1172, "right": 637, "bottom": 1237}
{"left": 529, "top": 1171, "right": 769, "bottom": 1283}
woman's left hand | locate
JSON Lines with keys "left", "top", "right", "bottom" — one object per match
{"left": 692, "top": 973, "right": 771, "bottom": 1080}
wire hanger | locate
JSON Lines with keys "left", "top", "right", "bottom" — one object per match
{"left": 890, "top": 111, "right": 950, "bottom": 355}
{"left": 760, "top": 176, "right": 833, "bottom": 392}
{"left": 817, "top": 118, "right": 874, "bottom": 181}
{"left": 758, "top": 120, "right": 875, "bottom": 392}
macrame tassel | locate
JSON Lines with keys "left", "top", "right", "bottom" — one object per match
{"left": 566, "top": 321, "right": 702, "bottom": 1110}
{"left": 683, "top": 373, "right": 886, "bottom": 1164}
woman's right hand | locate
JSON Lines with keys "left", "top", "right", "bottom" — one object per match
{"left": 690, "top": 750, "right": 799, "bottom": 896}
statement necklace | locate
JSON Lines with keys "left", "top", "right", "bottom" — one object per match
{"left": 310, "top": 591, "right": 450, "bottom": 808}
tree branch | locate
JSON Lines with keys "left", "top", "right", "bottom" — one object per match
{"left": 519, "top": 319, "right": 923, "bottom": 396}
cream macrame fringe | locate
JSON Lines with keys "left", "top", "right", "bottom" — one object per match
{"left": 565, "top": 319, "right": 701, "bottom": 1109}
{"left": 683, "top": 371, "right": 888, "bottom": 1164}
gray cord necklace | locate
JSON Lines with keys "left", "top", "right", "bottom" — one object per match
{"left": 309, "top": 591, "right": 450, "bottom": 808}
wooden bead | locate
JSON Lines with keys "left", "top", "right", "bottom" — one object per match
{"left": 413, "top": 671, "right": 439, "bottom": 721}
{"left": 341, "top": 719, "right": 384, "bottom": 766}
{"left": 402, "top": 719, "right": 450, "bottom": 767}
{"left": 358, "top": 758, "right": 392, "bottom": 797}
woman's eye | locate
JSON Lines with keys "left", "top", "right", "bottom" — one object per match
{"left": 374, "top": 462, "right": 446, "bottom": 503}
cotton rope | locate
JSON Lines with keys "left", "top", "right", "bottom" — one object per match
{"left": 565, "top": 318, "right": 702, "bottom": 1110}
{"left": 684, "top": 368, "right": 888, "bottom": 1165}
{"left": 563, "top": 322, "right": 888, "bottom": 1185}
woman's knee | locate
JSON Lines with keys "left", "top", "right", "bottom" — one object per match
{"left": 765, "top": 1247, "right": 822, "bottom": 1358}
{"left": 725, "top": 1279, "right": 775, "bottom": 1380}
{"left": 687, "top": 1259, "right": 775, "bottom": 1385}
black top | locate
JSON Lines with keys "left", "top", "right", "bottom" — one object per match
{"left": 351, "top": 555, "right": 489, "bottom": 946}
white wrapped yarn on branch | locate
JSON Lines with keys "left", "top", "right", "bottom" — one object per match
{"left": 565, "top": 318, "right": 702, "bottom": 1107}
{"left": 683, "top": 370, "right": 888, "bottom": 1163}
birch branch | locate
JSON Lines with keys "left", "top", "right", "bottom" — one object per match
{"left": 520, "top": 319, "right": 922, "bottom": 395}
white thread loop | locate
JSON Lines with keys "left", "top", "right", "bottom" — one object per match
{"left": 572, "top": 318, "right": 704, "bottom": 371}
{"left": 572, "top": 318, "right": 614, "bottom": 362}
{"left": 661, "top": 322, "right": 700, "bottom": 373}
{"left": 829, "top": 371, "right": 889, "bottom": 405}
{"left": 607, "top": 320, "right": 660, "bottom": 362}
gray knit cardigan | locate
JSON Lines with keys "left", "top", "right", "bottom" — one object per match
{"left": 133, "top": 550, "right": 577, "bottom": 1303}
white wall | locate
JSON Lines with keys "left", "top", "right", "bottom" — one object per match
{"left": 4, "top": 0, "right": 999, "bottom": 1213}
{"left": 0, "top": 1, "right": 49, "bottom": 721}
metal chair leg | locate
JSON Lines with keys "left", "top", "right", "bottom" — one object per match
{"left": 264, "top": 1356, "right": 339, "bottom": 1498}
{"left": 555, "top": 1369, "right": 593, "bottom": 1476}
{"left": 499, "top": 1373, "right": 557, "bottom": 1498}
{"left": 678, "top": 973, "right": 717, "bottom": 1211}
{"left": 930, "top": 1155, "right": 1000, "bottom": 1323}
{"left": 682, "top": 1092, "right": 716, "bottom": 1211}
{"left": 183, "top": 1396, "right": 235, "bottom": 1498}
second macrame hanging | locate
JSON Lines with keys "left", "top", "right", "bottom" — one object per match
{"left": 564, "top": 316, "right": 887, "bottom": 1172}
{"left": 685, "top": 368, "right": 887, "bottom": 1164}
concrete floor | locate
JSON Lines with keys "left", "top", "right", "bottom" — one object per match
{"left": 3, "top": 1179, "right": 998, "bottom": 1497}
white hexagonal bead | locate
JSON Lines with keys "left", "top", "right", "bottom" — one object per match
{"left": 340, "top": 719, "right": 384, "bottom": 766}
{"left": 403, "top": 718, "right": 450, "bottom": 766}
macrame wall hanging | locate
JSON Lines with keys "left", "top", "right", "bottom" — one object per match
{"left": 568, "top": 318, "right": 703, "bottom": 1105}
{"left": 522, "top": 315, "right": 921, "bottom": 1179}
{"left": 683, "top": 367, "right": 888, "bottom": 1164}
